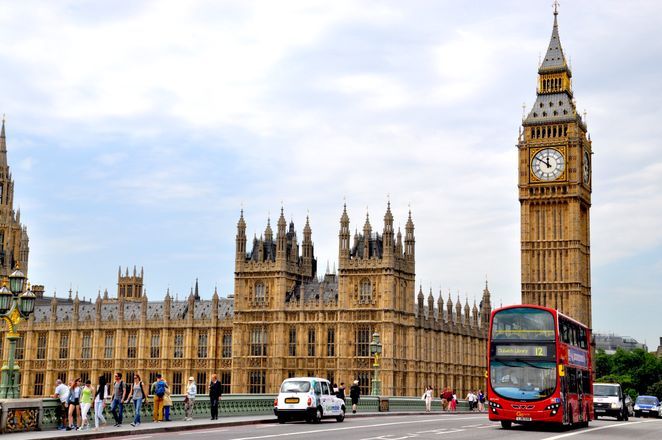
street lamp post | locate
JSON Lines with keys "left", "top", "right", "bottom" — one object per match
{"left": 0, "top": 267, "right": 36, "bottom": 399}
{"left": 369, "top": 332, "right": 382, "bottom": 396}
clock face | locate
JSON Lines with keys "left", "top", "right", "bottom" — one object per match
{"left": 531, "top": 148, "right": 565, "bottom": 181}
{"left": 583, "top": 150, "right": 590, "bottom": 185}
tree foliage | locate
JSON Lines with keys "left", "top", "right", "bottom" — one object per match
{"left": 595, "top": 348, "right": 662, "bottom": 397}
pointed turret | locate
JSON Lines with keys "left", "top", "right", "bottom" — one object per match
{"left": 464, "top": 297, "right": 470, "bottom": 326}
{"left": 363, "top": 212, "right": 372, "bottom": 258}
{"left": 437, "top": 290, "right": 444, "bottom": 320}
{"left": 339, "top": 203, "right": 350, "bottom": 263}
{"left": 427, "top": 288, "right": 434, "bottom": 318}
{"left": 417, "top": 285, "right": 424, "bottom": 317}
{"left": 236, "top": 209, "right": 247, "bottom": 261}
{"left": 276, "top": 207, "right": 287, "bottom": 258}
{"left": 264, "top": 217, "right": 273, "bottom": 242}
{"left": 446, "top": 291, "right": 453, "bottom": 322}
{"left": 302, "top": 214, "right": 315, "bottom": 278}
{"left": 383, "top": 201, "right": 394, "bottom": 255}
{"left": 480, "top": 280, "right": 492, "bottom": 327}
{"left": 194, "top": 278, "right": 200, "bottom": 300}
{"left": 405, "top": 209, "right": 415, "bottom": 260}
{"left": 0, "top": 116, "right": 7, "bottom": 169}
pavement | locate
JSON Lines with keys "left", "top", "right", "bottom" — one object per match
{"left": 5, "top": 410, "right": 480, "bottom": 440}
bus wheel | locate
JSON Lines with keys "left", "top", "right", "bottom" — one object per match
{"left": 500, "top": 421, "right": 512, "bottom": 429}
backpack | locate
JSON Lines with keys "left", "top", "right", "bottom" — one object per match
{"left": 155, "top": 380, "right": 166, "bottom": 398}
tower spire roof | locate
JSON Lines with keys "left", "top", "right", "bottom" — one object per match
{"left": 539, "top": 5, "right": 568, "bottom": 74}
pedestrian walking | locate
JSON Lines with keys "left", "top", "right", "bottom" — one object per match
{"left": 465, "top": 390, "right": 477, "bottom": 411}
{"left": 110, "top": 372, "right": 127, "bottom": 426}
{"left": 151, "top": 373, "right": 166, "bottom": 422}
{"left": 163, "top": 383, "right": 173, "bottom": 421}
{"left": 350, "top": 380, "right": 360, "bottom": 414}
{"left": 441, "top": 387, "right": 452, "bottom": 411}
{"left": 93, "top": 375, "right": 108, "bottom": 431}
{"left": 422, "top": 385, "right": 433, "bottom": 412}
{"left": 52, "top": 379, "right": 69, "bottom": 430}
{"left": 449, "top": 390, "right": 457, "bottom": 411}
{"left": 125, "top": 373, "right": 146, "bottom": 427}
{"left": 78, "top": 380, "right": 93, "bottom": 431}
{"left": 337, "top": 382, "right": 346, "bottom": 401}
{"left": 477, "top": 389, "right": 485, "bottom": 412}
{"left": 184, "top": 376, "right": 197, "bottom": 421}
{"left": 67, "top": 378, "right": 81, "bottom": 430}
{"left": 209, "top": 374, "right": 222, "bottom": 420}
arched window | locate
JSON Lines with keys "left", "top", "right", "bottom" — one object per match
{"left": 359, "top": 279, "right": 372, "bottom": 303}
{"left": 255, "top": 282, "right": 266, "bottom": 303}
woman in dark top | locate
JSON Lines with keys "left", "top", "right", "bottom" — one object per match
{"left": 349, "top": 380, "right": 360, "bottom": 414}
{"left": 94, "top": 376, "right": 107, "bottom": 430}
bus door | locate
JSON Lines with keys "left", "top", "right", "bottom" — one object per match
{"left": 577, "top": 370, "right": 584, "bottom": 423}
{"left": 560, "top": 365, "right": 569, "bottom": 425}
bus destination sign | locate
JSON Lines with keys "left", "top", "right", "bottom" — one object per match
{"left": 496, "top": 345, "right": 548, "bottom": 357}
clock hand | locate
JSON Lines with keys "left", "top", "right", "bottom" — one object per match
{"left": 545, "top": 157, "right": 551, "bottom": 169}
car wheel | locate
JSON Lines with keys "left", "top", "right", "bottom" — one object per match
{"left": 500, "top": 421, "right": 512, "bottom": 429}
{"left": 635, "top": 412, "right": 640, "bottom": 418}
{"left": 336, "top": 409, "right": 345, "bottom": 423}
{"left": 278, "top": 415, "right": 287, "bottom": 424}
{"left": 313, "top": 407, "right": 322, "bottom": 424}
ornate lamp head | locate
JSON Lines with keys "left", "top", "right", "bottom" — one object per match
{"left": 0, "top": 282, "right": 12, "bottom": 314}
{"left": 9, "top": 266, "right": 26, "bottom": 296}
{"left": 19, "top": 283, "right": 36, "bottom": 317}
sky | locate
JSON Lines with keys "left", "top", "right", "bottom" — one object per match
{"left": 0, "top": 1, "right": 661, "bottom": 348}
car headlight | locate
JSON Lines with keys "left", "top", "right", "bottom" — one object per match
{"left": 611, "top": 402, "right": 622, "bottom": 409}
{"left": 634, "top": 405, "right": 640, "bottom": 410}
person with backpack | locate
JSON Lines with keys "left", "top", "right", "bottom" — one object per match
{"left": 151, "top": 373, "right": 166, "bottom": 422}
{"left": 110, "top": 373, "right": 127, "bottom": 427}
{"left": 125, "top": 373, "right": 146, "bottom": 427}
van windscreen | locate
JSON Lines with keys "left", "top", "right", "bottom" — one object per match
{"left": 594, "top": 385, "right": 619, "bottom": 397}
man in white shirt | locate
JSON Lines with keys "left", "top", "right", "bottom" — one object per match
{"left": 52, "top": 379, "right": 70, "bottom": 430}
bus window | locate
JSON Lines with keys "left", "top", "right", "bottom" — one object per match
{"left": 581, "top": 370, "right": 591, "bottom": 394}
{"left": 567, "top": 368, "right": 577, "bottom": 394}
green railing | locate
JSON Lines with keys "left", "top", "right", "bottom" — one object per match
{"left": 25, "top": 395, "right": 472, "bottom": 432}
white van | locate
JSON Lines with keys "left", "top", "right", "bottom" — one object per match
{"left": 274, "top": 377, "right": 346, "bottom": 423}
{"left": 593, "top": 383, "right": 631, "bottom": 421}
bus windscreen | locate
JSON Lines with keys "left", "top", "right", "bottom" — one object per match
{"left": 491, "top": 307, "right": 555, "bottom": 341}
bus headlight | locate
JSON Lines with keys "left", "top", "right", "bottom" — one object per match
{"left": 488, "top": 400, "right": 502, "bottom": 414}
{"left": 545, "top": 402, "right": 561, "bottom": 416}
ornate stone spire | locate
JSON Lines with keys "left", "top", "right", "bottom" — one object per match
{"left": 539, "top": 4, "right": 568, "bottom": 74}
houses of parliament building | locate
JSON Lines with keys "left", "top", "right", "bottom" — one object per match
{"left": 0, "top": 117, "right": 491, "bottom": 397}
{"left": 1, "top": 7, "right": 592, "bottom": 399}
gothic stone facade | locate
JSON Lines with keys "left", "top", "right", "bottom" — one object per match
{"left": 519, "top": 10, "right": 592, "bottom": 326}
{"left": 3, "top": 206, "right": 491, "bottom": 398}
{"left": 231, "top": 205, "right": 491, "bottom": 396}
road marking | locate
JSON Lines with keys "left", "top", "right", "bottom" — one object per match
{"left": 229, "top": 416, "right": 484, "bottom": 440}
{"left": 540, "top": 420, "right": 654, "bottom": 440}
{"left": 178, "top": 429, "right": 228, "bottom": 435}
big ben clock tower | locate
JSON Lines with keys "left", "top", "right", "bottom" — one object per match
{"left": 519, "top": 7, "right": 592, "bottom": 326}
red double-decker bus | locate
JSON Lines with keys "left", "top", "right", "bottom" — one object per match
{"left": 487, "top": 305, "right": 593, "bottom": 429}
